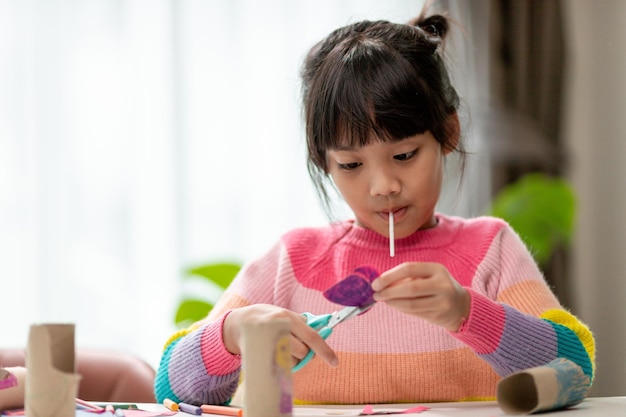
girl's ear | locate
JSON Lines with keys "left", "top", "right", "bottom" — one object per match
{"left": 443, "top": 112, "right": 460, "bottom": 155}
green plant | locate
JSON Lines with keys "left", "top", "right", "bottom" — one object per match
{"left": 488, "top": 172, "right": 576, "bottom": 266}
{"left": 174, "top": 261, "right": 241, "bottom": 328}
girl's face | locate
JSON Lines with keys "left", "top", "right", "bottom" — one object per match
{"left": 327, "top": 131, "right": 445, "bottom": 239}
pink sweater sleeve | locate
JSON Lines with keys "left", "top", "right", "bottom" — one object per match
{"left": 153, "top": 311, "right": 242, "bottom": 405}
{"left": 154, "top": 240, "right": 290, "bottom": 405}
{"left": 450, "top": 225, "right": 594, "bottom": 383}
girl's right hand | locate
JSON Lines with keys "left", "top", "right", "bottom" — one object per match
{"left": 222, "top": 304, "right": 339, "bottom": 369}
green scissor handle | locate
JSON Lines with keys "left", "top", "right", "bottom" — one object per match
{"left": 293, "top": 312, "right": 334, "bottom": 372}
{"left": 292, "top": 305, "right": 374, "bottom": 372}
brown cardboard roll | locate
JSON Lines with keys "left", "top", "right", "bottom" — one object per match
{"left": 241, "top": 318, "right": 292, "bottom": 417}
{"left": 25, "top": 324, "right": 82, "bottom": 417}
{"left": 497, "top": 358, "right": 591, "bottom": 415}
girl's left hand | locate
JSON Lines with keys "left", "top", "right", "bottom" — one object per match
{"left": 371, "top": 262, "right": 470, "bottom": 332}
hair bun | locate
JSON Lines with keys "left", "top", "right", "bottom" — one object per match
{"left": 414, "top": 14, "right": 449, "bottom": 40}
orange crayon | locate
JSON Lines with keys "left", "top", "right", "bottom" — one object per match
{"left": 200, "top": 404, "right": 243, "bottom": 417}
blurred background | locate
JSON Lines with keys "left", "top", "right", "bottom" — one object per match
{"left": 0, "top": 0, "right": 623, "bottom": 397}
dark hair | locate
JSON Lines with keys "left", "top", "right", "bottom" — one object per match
{"left": 301, "top": 12, "right": 465, "bottom": 217}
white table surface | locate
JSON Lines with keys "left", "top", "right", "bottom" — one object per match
{"left": 138, "top": 397, "right": 626, "bottom": 417}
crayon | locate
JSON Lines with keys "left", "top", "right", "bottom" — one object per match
{"left": 105, "top": 405, "right": 115, "bottom": 414}
{"left": 2, "top": 410, "right": 25, "bottom": 416}
{"left": 163, "top": 398, "right": 179, "bottom": 412}
{"left": 75, "top": 398, "right": 105, "bottom": 412}
{"left": 178, "top": 402, "right": 202, "bottom": 415}
{"left": 200, "top": 404, "right": 243, "bottom": 417}
{"left": 115, "top": 409, "right": 125, "bottom": 417}
{"left": 95, "top": 404, "right": 138, "bottom": 410}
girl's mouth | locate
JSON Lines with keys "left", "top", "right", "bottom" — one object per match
{"left": 382, "top": 207, "right": 407, "bottom": 222}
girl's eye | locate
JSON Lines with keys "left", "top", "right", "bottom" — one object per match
{"left": 337, "top": 162, "right": 362, "bottom": 171}
{"left": 394, "top": 148, "right": 418, "bottom": 161}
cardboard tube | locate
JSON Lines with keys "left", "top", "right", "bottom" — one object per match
{"left": 26, "top": 323, "right": 81, "bottom": 417}
{"left": 497, "top": 358, "right": 591, "bottom": 414}
{"left": 241, "top": 318, "right": 292, "bottom": 417}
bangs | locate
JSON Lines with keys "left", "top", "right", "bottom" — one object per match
{"left": 317, "top": 38, "right": 433, "bottom": 150}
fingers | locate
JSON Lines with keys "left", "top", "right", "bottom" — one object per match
{"left": 371, "top": 262, "right": 435, "bottom": 292}
{"left": 372, "top": 263, "right": 439, "bottom": 301}
{"left": 291, "top": 316, "right": 339, "bottom": 368}
{"left": 373, "top": 277, "right": 431, "bottom": 302}
{"left": 371, "top": 262, "right": 470, "bottom": 331}
{"left": 224, "top": 304, "right": 338, "bottom": 368}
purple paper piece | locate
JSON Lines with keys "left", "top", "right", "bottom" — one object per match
{"left": 323, "top": 266, "right": 380, "bottom": 307}
{"left": 353, "top": 266, "right": 379, "bottom": 283}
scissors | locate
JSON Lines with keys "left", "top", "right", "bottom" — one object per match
{"left": 293, "top": 303, "right": 375, "bottom": 372}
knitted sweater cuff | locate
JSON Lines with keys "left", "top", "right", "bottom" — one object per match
{"left": 200, "top": 310, "right": 242, "bottom": 375}
{"left": 450, "top": 289, "right": 506, "bottom": 354}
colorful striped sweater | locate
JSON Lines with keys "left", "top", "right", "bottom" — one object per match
{"left": 154, "top": 214, "right": 595, "bottom": 405}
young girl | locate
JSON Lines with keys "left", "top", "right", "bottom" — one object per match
{"left": 154, "top": 11, "right": 595, "bottom": 407}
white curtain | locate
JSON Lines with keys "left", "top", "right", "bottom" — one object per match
{"left": 0, "top": 0, "right": 485, "bottom": 369}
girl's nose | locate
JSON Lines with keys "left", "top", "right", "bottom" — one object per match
{"left": 369, "top": 168, "right": 401, "bottom": 197}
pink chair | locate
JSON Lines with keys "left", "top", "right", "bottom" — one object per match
{"left": 0, "top": 348, "right": 156, "bottom": 402}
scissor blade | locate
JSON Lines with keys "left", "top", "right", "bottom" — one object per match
{"left": 326, "top": 303, "right": 374, "bottom": 329}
